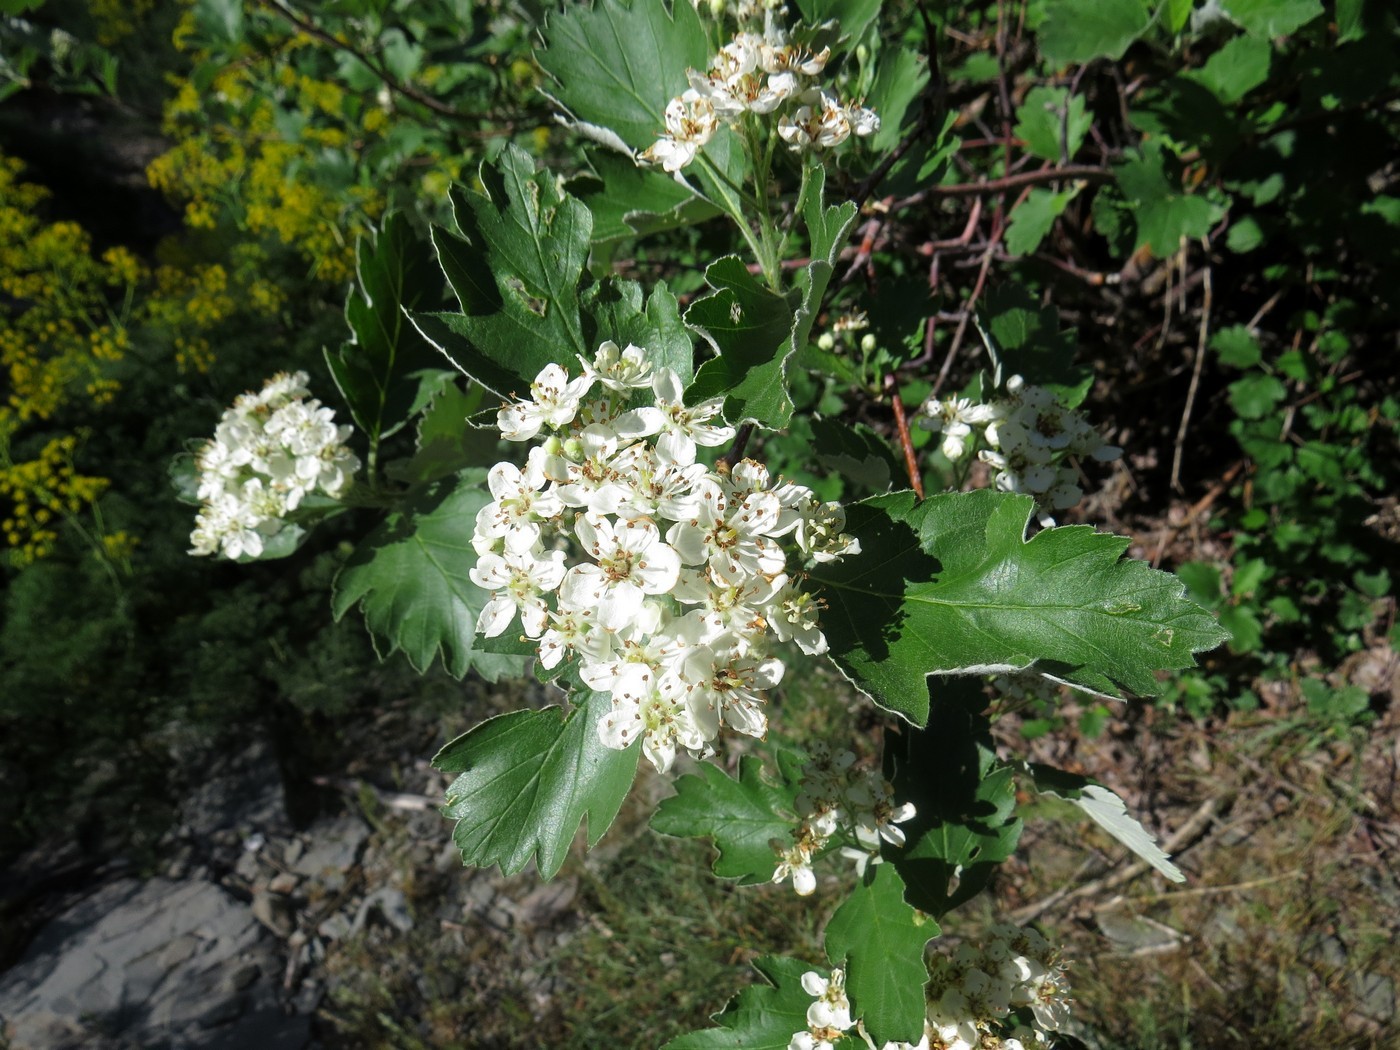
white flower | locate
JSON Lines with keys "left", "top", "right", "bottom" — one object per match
{"left": 497, "top": 363, "right": 594, "bottom": 441}
{"left": 597, "top": 664, "right": 706, "bottom": 773}
{"left": 469, "top": 548, "right": 567, "bottom": 638}
{"left": 578, "top": 340, "right": 655, "bottom": 392}
{"left": 641, "top": 90, "right": 720, "bottom": 172}
{"left": 472, "top": 452, "right": 561, "bottom": 555}
{"left": 558, "top": 514, "right": 682, "bottom": 631}
{"left": 778, "top": 89, "right": 851, "bottom": 150}
{"left": 847, "top": 103, "right": 880, "bottom": 136}
{"left": 801, "top": 969, "right": 855, "bottom": 1032}
{"left": 189, "top": 372, "right": 359, "bottom": 559}
{"left": 773, "top": 840, "right": 819, "bottom": 895}
{"left": 613, "top": 367, "right": 734, "bottom": 465}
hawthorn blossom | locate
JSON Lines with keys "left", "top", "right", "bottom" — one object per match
{"left": 469, "top": 344, "right": 858, "bottom": 774}
{"left": 640, "top": 90, "right": 721, "bottom": 172}
{"left": 189, "top": 371, "right": 358, "bottom": 559}
{"left": 613, "top": 367, "right": 735, "bottom": 465}
{"left": 470, "top": 547, "right": 568, "bottom": 638}
{"left": 641, "top": 13, "right": 879, "bottom": 174}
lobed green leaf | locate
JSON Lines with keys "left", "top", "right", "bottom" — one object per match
{"left": 327, "top": 212, "right": 447, "bottom": 442}
{"left": 811, "top": 490, "right": 1229, "bottom": 725}
{"left": 331, "top": 469, "right": 525, "bottom": 682}
{"left": 661, "top": 956, "right": 823, "bottom": 1050}
{"left": 825, "top": 865, "right": 934, "bottom": 1045}
{"left": 650, "top": 751, "right": 803, "bottom": 885}
{"left": 433, "top": 689, "right": 639, "bottom": 879}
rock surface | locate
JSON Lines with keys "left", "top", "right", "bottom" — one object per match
{"left": 0, "top": 877, "right": 310, "bottom": 1050}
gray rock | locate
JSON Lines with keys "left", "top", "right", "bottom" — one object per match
{"left": 0, "top": 878, "right": 309, "bottom": 1050}
{"left": 1353, "top": 972, "right": 1395, "bottom": 1022}
{"left": 351, "top": 887, "right": 414, "bottom": 936}
{"left": 291, "top": 815, "right": 368, "bottom": 891}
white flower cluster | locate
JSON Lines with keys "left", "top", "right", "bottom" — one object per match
{"left": 772, "top": 744, "right": 916, "bottom": 896}
{"left": 189, "top": 371, "right": 359, "bottom": 559}
{"left": 790, "top": 968, "right": 855, "bottom": 1050}
{"left": 918, "top": 376, "right": 1121, "bottom": 513}
{"left": 690, "top": 0, "right": 783, "bottom": 21}
{"left": 790, "top": 926, "right": 1071, "bottom": 1050}
{"left": 468, "top": 343, "right": 860, "bottom": 774}
{"left": 641, "top": 21, "right": 878, "bottom": 172}
{"left": 914, "top": 925, "right": 1072, "bottom": 1050}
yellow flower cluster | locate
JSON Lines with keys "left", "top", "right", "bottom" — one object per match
{"left": 0, "top": 157, "right": 134, "bottom": 443}
{"left": 90, "top": 0, "right": 155, "bottom": 47}
{"left": 0, "top": 148, "right": 291, "bottom": 561}
{"left": 147, "top": 28, "right": 401, "bottom": 283}
{"left": 0, "top": 435, "right": 109, "bottom": 565}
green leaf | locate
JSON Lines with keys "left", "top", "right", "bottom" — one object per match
{"left": 810, "top": 418, "right": 902, "bottom": 494}
{"left": 1025, "top": 766, "right": 1184, "bottom": 881}
{"left": 414, "top": 146, "right": 592, "bottom": 397}
{"left": 537, "top": 0, "right": 709, "bottom": 152}
{"left": 1219, "top": 604, "right": 1263, "bottom": 652}
{"left": 792, "top": 0, "right": 882, "bottom": 40}
{"left": 1175, "top": 561, "right": 1223, "bottom": 606}
{"left": 688, "top": 163, "right": 860, "bottom": 428}
{"left": 1166, "top": 0, "right": 1194, "bottom": 32}
{"left": 650, "top": 752, "right": 803, "bottom": 884}
{"left": 332, "top": 470, "right": 526, "bottom": 681}
{"left": 1228, "top": 373, "right": 1287, "bottom": 418}
{"left": 1115, "top": 143, "right": 1217, "bottom": 257}
{"left": 413, "top": 146, "right": 692, "bottom": 397}
{"left": 686, "top": 257, "right": 798, "bottom": 424}
{"left": 1210, "top": 324, "right": 1262, "bottom": 367}
{"left": 589, "top": 277, "right": 696, "bottom": 386}
{"left": 435, "top": 690, "right": 638, "bottom": 878}
{"left": 1336, "top": 0, "right": 1365, "bottom": 43}
{"left": 1013, "top": 86, "right": 1092, "bottom": 162}
{"left": 195, "top": 0, "right": 243, "bottom": 43}
{"left": 1004, "top": 185, "right": 1081, "bottom": 256}
{"left": 1038, "top": 0, "right": 1153, "bottom": 64}
{"left": 1223, "top": 0, "right": 1323, "bottom": 38}
{"left": 865, "top": 45, "right": 929, "bottom": 154}
{"left": 327, "top": 214, "right": 446, "bottom": 443}
{"left": 1226, "top": 216, "right": 1264, "bottom": 253}
{"left": 825, "top": 865, "right": 934, "bottom": 1046}
{"left": 1183, "top": 34, "right": 1272, "bottom": 104}
{"left": 811, "top": 491, "right": 1228, "bottom": 724}
{"left": 388, "top": 380, "right": 497, "bottom": 485}
{"left": 889, "top": 682, "right": 1023, "bottom": 914}
{"left": 981, "top": 285, "right": 1091, "bottom": 406}
{"left": 573, "top": 149, "right": 721, "bottom": 245}
{"left": 661, "top": 957, "right": 822, "bottom": 1050}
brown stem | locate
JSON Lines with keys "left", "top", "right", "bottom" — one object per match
{"left": 894, "top": 165, "right": 1112, "bottom": 209}
{"left": 716, "top": 423, "right": 754, "bottom": 473}
{"left": 885, "top": 374, "right": 925, "bottom": 499}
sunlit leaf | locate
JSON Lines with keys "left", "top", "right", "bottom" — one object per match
{"left": 332, "top": 469, "right": 526, "bottom": 681}
{"left": 434, "top": 689, "right": 639, "bottom": 878}
{"left": 811, "top": 490, "right": 1228, "bottom": 724}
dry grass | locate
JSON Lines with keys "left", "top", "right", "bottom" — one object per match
{"left": 985, "top": 674, "right": 1400, "bottom": 1049}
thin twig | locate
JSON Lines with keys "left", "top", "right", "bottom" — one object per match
{"left": 1170, "top": 245, "right": 1212, "bottom": 493}
{"left": 893, "top": 165, "right": 1112, "bottom": 208}
{"left": 885, "top": 373, "right": 925, "bottom": 498}
{"left": 932, "top": 225, "right": 1001, "bottom": 398}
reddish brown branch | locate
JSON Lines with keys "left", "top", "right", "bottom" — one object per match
{"left": 885, "top": 373, "right": 925, "bottom": 499}
{"left": 895, "top": 165, "right": 1112, "bottom": 208}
